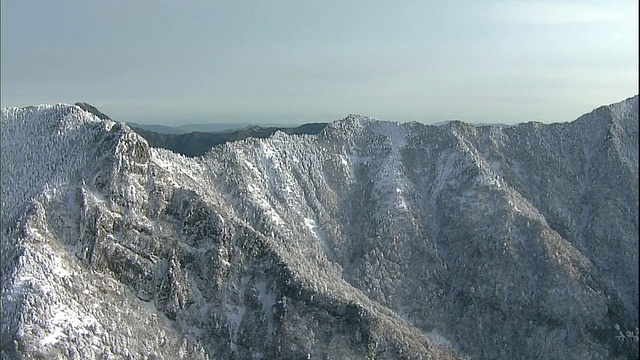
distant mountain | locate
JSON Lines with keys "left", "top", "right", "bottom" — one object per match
{"left": 175, "top": 123, "right": 253, "bottom": 133}
{"left": 126, "top": 122, "right": 185, "bottom": 134}
{"left": 129, "top": 123, "right": 329, "bottom": 157}
{"left": 1, "top": 96, "right": 638, "bottom": 359}
{"left": 127, "top": 122, "right": 253, "bottom": 135}
{"left": 127, "top": 122, "right": 320, "bottom": 135}
{"left": 430, "top": 120, "right": 512, "bottom": 127}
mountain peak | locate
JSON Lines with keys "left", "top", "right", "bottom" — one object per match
{"left": 74, "top": 102, "right": 112, "bottom": 121}
{"left": 1, "top": 98, "right": 638, "bottom": 359}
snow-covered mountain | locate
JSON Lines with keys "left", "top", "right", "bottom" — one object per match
{"left": 1, "top": 96, "right": 638, "bottom": 359}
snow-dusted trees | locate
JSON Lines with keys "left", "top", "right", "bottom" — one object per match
{"left": 1, "top": 105, "right": 108, "bottom": 231}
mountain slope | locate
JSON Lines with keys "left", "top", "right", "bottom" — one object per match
{"left": 1, "top": 97, "right": 638, "bottom": 359}
{"left": 128, "top": 122, "right": 328, "bottom": 157}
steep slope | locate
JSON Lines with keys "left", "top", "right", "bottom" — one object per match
{"left": 1, "top": 105, "right": 463, "bottom": 359}
{"left": 1, "top": 96, "right": 638, "bottom": 359}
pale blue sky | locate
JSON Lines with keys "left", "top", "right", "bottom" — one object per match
{"left": 1, "top": 0, "right": 638, "bottom": 125}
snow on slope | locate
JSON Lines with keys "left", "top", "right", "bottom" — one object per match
{"left": 1, "top": 105, "right": 212, "bottom": 359}
{"left": 1, "top": 105, "right": 110, "bottom": 230}
{"left": 1, "top": 96, "right": 638, "bottom": 359}
{"left": 1, "top": 104, "right": 466, "bottom": 359}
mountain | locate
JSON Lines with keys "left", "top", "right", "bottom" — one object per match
{"left": 74, "top": 102, "right": 112, "bottom": 121}
{"left": 1, "top": 96, "right": 638, "bottom": 359}
{"left": 126, "top": 122, "right": 321, "bottom": 135}
{"left": 126, "top": 122, "right": 185, "bottom": 135}
{"left": 126, "top": 122, "right": 253, "bottom": 135}
{"left": 129, "top": 123, "right": 329, "bottom": 157}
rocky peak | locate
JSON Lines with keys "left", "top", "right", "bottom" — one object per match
{"left": 1, "top": 98, "right": 638, "bottom": 359}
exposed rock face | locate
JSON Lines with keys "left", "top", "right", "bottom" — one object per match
{"left": 1, "top": 96, "right": 638, "bottom": 359}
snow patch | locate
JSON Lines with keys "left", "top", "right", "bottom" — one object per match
{"left": 226, "top": 304, "right": 247, "bottom": 352}
{"left": 226, "top": 276, "right": 250, "bottom": 353}
{"left": 425, "top": 330, "right": 455, "bottom": 350}
{"left": 304, "top": 217, "right": 331, "bottom": 254}
{"left": 142, "top": 299, "right": 178, "bottom": 332}
{"left": 243, "top": 158, "right": 261, "bottom": 175}
{"left": 42, "top": 305, "right": 94, "bottom": 346}
{"left": 372, "top": 121, "right": 408, "bottom": 150}
{"left": 246, "top": 181, "right": 285, "bottom": 226}
{"left": 255, "top": 281, "right": 276, "bottom": 336}
{"left": 52, "top": 263, "right": 71, "bottom": 278}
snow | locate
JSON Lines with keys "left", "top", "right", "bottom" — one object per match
{"left": 304, "top": 217, "right": 331, "bottom": 255}
{"left": 42, "top": 305, "right": 93, "bottom": 346}
{"left": 425, "top": 330, "right": 455, "bottom": 349}
{"left": 262, "top": 142, "right": 278, "bottom": 161}
{"left": 241, "top": 159, "right": 287, "bottom": 226}
{"left": 142, "top": 298, "right": 178, "bottom": 332}
{"left": 2, "top": 98, "right": 638, "bottom": 359}
{"left": 52, "top": 261, "right": 71, "bottom": 278}
{"left": 243, "top": 158, "right": 261, "bottom": 175}
{"left": 432, "top": 151, "right": 458, "bottom": 194}
{"left": 226, "top": 303, "right": 247, "bottom": 352}
{"left": 349, "top": 121, "right": 413, "bottom": 220}
{"left": 150, "top": 147, "right": 206, "bottom": 187}
{"left": 340, "top": 155, "right": 349, "bottom": 167}
{"left": 304, "top": 217, "right": 319, "bottom": 238}
{"left": 1, "top": 104, "right": 104, "bottom": 230}
{"left": 11, "top": 275, "right": 34, "bottom": 295}
{"left": 42, "top": 327, "right": 64, "bottom": 346}
{"left": 255, "top": 281, "right": 276, "bottom": 335}
{"left": 372, "top": 121, "right": 408, "bottom": 150}
{"left": 488, "top": 160, "right": 504, "bottom": 177}
{"left": 225, "top": 276, "right": 250, "bottom": 353}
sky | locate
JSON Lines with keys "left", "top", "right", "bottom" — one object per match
{"left": 1, "top": 0, "right": 638, "bottom": 125}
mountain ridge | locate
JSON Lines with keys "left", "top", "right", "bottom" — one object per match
{"left": 1, "top": 96, "right": 638, "bottom": 359}
{"left": 129, "top": 122, "right": 329, "bottom": 157}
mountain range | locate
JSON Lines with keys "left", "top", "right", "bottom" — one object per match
{"left": 1, "top": 96, "right": 638, "bottom": 359}
{"left": 128, "top": 123, "right": 328, "bottom": 157}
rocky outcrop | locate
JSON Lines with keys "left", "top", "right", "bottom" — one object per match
{"left": 1, "top": 97, "right": 638, "bottom": 359}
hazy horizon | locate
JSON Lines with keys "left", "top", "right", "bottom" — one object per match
{"left": 2, "top": 1, "right": 638, "bottom": 126}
